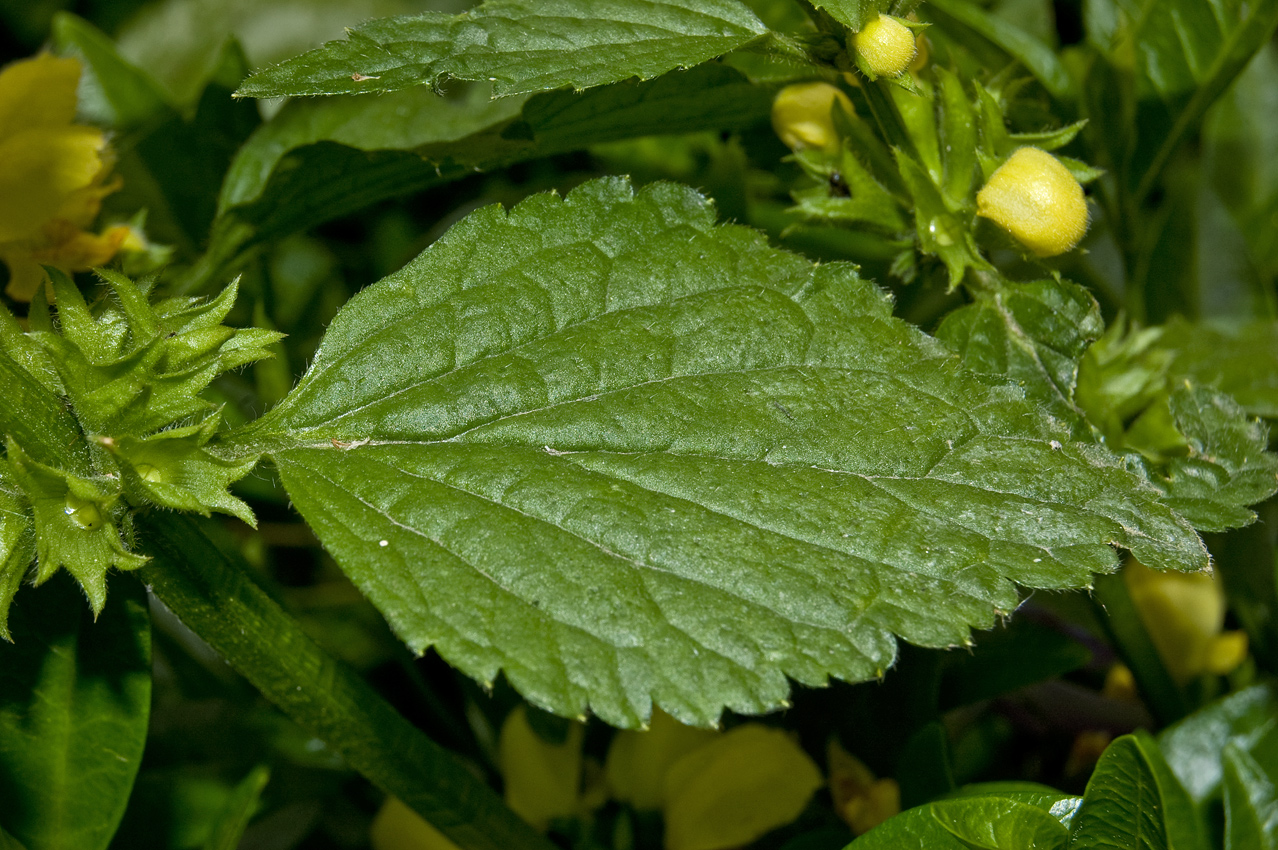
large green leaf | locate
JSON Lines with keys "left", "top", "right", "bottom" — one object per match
{"left": 1159, "top": 683, "right": 1278, "bottom": 803}
{"left": 235, "top": 0, "right": 768, "bottom": 98}
{"left": 0, "top": 574, "right": 150, "bottom": 850}
{"left": 1223, "top": 742, "right": 1278, "bottom": 850}
{"left": 933, "top": 797, "right": 1069, "bottom": 849}
{"left": 1067, "top": 733, "right": 1208, "bottom": 850}
{"left": 849, "top": 793, "right": 1074, "bottom": 849}
{"left": 234, "top": 178, "right": 1211, "bottom": 728}
{"left": 183, "top": 64, "right": 772, "bottom": 294}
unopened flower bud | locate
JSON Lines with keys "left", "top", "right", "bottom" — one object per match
{"left": 976, "top": 147, "right": 1089, "bottom": 257}
{"left": 771, "top": 82, "right": 853, "bottom": 153}
{"left": 851, "top": 14, "right": 917, "bottom": 79}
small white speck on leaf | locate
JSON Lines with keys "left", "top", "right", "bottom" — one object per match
{"left": 379, "top": 540, "right": 389, "bottom": 547}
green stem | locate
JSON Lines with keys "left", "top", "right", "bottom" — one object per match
{"left": 1091, "top": 571, "right": 1190, "bottom": 726}
{"left": 139, "top": 513, "right": 555, "bottom": 850}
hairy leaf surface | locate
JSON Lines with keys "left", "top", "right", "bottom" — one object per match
{"left": 242, "top": 178, "right": 1208, "bottom": 727}
{"left": 236, "top": 0, "right": 768, "bottom": 98}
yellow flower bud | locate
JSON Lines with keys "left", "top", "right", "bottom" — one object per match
{"left": 976, "top": 147, "right": 1089, "bottom": 257}
{"left": 1124, "top": 559, "right": 1249, "bottom": 683}
{"left": 850, "top": 14, "right": 917, "bottom": 79}
{"left": 771, "top": 82, "right": 853, "bottom": 153}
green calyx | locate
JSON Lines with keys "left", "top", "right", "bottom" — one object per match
{"left": 0, "top": 269, "right": 282, "bottom": 634}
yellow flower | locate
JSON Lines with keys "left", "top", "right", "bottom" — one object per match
{"left": 826, "top": 739, "right": 900, "bottom": 836}
{"left": 0, "top": 53, "right": 138, "bottom": 302}
{"left": 606, "top": 708, "right": 720, "bottom": 810}
{"left": 1124, "top": 559, "right": 1249, "bottom": 684}
{"left": 606, "top": 711, "right": 822, "bottom": 850}
{"left": 498, "top": 705, "right": 590, "bottom": 831}
{"left": 771, "top": 82, "right": 854, "bottom": 154}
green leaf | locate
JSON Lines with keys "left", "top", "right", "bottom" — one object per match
{"left": 5, "top": 442, "right": 147, "bottom": 616}
{"left": 1067, "top": 733, "right": 1207, "bottom": 850}
{"left": 925, "top": 0, "right": 1073, "bottom": 100}
{"left": 1151, "top": 387, "right": 1278, "bottom": 532}
{"left": 0, "top": 827, "right": 27, "bottom": 850}
{"left": 1159, "top": 683, "right": 1278, "bottom": 803}
{"left": 50, "top": 12, "right": 169, "bottom": 128}
{"left": 944, "top": 783, "right": 1082, "bottom": 828}
{"left": 235, "top": 0, "right": 769, "bottom": 99}
{"left": 849, "top": 793, "right": 1074, "bottom": 849}
{"left": 0, "top": 573, "right": 150, "bottom": 850}
{"left": 1165, "top": 319, "right": 1278, "bottom": 419}
{"left": 0, "top": 464, "right": 34, "bottom": 642}
{"left": 847, "top": 801, "right": 972, "bottom": 849}
{"left": 936, "top": 279, "right": 1104, "bottom": 432}
{"left": 1223, "top": 742, "right": 1278, "bottom": 850}
{"left": 184, "top": 64, "right": 772, "bottom": 294}
{"left": 238, "top": 177, "right": 1209, "bottom": 728}
{"left": 805, "top": 0, "right": 879, "bottom": 31}
{"left": 932, "top": 797, "right": 1069, "bottom": 850}
{"left": 202, "top": 765, "right": 270, "bottom": 850}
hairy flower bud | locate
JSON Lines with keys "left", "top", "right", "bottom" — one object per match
{"left": 771, "top": 82, "right": 853, "bottom": 153}
{"left": 976, "top": 147, "right": 1089, "bottom": 257}
{"left": 850, "top": 14, "right": 917, "bottom": 79}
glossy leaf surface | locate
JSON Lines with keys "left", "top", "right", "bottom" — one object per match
{"left": 1066, "top": 733, "right": 1204, "bottom": 850}
{"left": 187, "top": 65, "right": 772, "bottom": 293}
{"left": 236, "top": 0, "right": 768, "bottom": 98}
{"left": 1223, "top": 743, "right": 1278, "bottom": 850}
{"left": 240, "top": 178, "right": 1212, "bottom": 728}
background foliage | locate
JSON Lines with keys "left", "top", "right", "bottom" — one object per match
{"left": 0, "top": 0, "right": 1277, "bottom": 849}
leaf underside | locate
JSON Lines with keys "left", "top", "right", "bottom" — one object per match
{"left": 245, "top": 178, "right": 1208, "bottom": 728}
{"left": 235, "top": 0, "right": 768, "bottom": 99}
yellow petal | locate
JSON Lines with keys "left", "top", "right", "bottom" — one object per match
{"left": 606, "top": 709, "right": 720, "bottom": 811}
{"left": 0, "top": 249, "right": 48, "bottom": 302}
{"left": 32, "top": 221, "right": 136, "bottom": 269}
{"left": 0, "top": 54, "right": 81, "bottom": 145}
{"left": 827, "top": 739, "right": 899, "bottom": 836}
{"left": 840, "top": 779, "right": 900, "bottom": 836}
{"left": 662, "top": 724, "right": 823, "bottom": 850}
{"left": 498, "top": 705, "right": 584, "bottom": 831}
{"left": 1101, "top": 663, "right": 1138, "bottom": 703}
{"left": 0, "top": 125, "right": 108, "bottom": 242}
{"left": 369, "top": 798, "right": 463, "bottom": 850}
{"left": 1124, "top": 559, "right": 1226, "bottom": 683}
{"left": 1205, "top": 630, "right": 1249, "bottom": 676}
